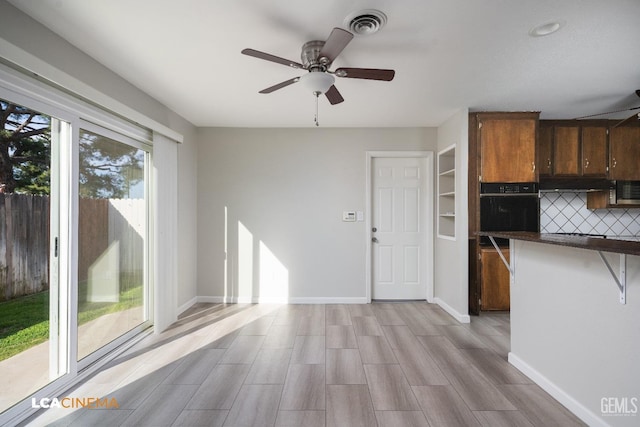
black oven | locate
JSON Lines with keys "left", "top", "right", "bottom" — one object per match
{"left": 480, "top": 183, "right": 539, "bottom": 246}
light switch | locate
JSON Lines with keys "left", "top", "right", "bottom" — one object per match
{"left": 342, "top": 211, "right": 356, "bottom": 222}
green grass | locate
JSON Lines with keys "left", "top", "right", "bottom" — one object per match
{"left": 78, "top": 285, "right": 142, "bottom": 324}
{"left": 0, "top": 285, "right": 143, "bottom": 362}
{"left": 0, "top": 292, "right": 49, "bottom": 362}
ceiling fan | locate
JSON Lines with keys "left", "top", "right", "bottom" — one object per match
{"left": 241, "top": 27, "right": 395, "bottom": 108}
{"left": 613, "top": 89, "right": 640, "bottom": 127}
{"left": 574, "top": 89, "right": 640, "bottom": 127}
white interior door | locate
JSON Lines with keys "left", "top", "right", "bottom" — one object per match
{"left": 372, "top": 157, "right": 428, "bottom": 300}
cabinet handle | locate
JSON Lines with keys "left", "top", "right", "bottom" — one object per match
{"left": 532, "top": 162, "right": 536, "bottom": 173}
{"left": 612, "top": 158, "right": 617, "bottom": 168}
{"left": 585, "top": 159, "right": 590, "bottom": 169}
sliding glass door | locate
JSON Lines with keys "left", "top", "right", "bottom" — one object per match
{"left": 76, "top": 125, "right": 149, "bottom": 363}
{"left": 0, "top": 88, "right": 152, "bottom": 420}
{"left": 0, "top": 97, "right": 64, "bottom": 413}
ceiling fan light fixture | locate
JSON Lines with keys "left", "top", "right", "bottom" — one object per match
{"left": 299, "top": 71, "right": 335, "bottom": 95}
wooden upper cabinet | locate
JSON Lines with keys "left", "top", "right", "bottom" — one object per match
{"left": 581, "top": 126, "right": 608, "bottom": 177}
{"left": 537, "top": 125, "right": 553, "bottom": 177}
{"left": 537, "top": 121, "right": 609, "bottom": 178}
{"left": 553, "top": 126, "right": 580, "bottom": 175}
{"left": 609, "top": 127, "right": 640, "bottom": 180}
{"left": 479, "top": 116, "right": 537, "bottom": 183}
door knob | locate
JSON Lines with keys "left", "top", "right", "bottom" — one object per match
{"left": 372, "top": 227, "right": 377, "bottom": 232}
{"left": 372, "top": 237, "right": 379, "bottom": 243}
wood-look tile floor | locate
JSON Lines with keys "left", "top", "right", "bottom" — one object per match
{"left": 23, "top": 303, "right": 586, "bottom": 426}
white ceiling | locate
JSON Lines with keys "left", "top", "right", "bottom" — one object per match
{"left": 9, "top": 0, "right": 640, "bottom": 128}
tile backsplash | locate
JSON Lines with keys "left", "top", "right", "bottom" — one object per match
{"left": 540, "top": 191, "right": 640, "bottom": 237}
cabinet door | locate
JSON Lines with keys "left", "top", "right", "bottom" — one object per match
{"left": 581, "top": 126, "right": 608, "bottom": 177}
{"left": 480, "top": 119, "right": 536, "bottom": 182}
{"left": 480, "top": 248, "right": 510, "bottom": 311}
{"left": 553, "top": 126, "right": 580, "bottom": 175}
{"left": 609, "top": 127, "right": 640, "bottom": 180}
{"left": 537, "top": 125, "right": 553, "bottom": 177}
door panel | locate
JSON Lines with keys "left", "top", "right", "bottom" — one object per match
{"left": 76, "top": 127, "right": 148, "bottom": 362}
{"left": 609, "top": 127, "right": 640, "bottom": 180}
{"left": 553, "top": 126, "right": 580, "bottom": 175}
{"left": 0, "top": 99, "right": 66, "bottom": 413}
{"left": 378, "top": 246, "right": 394, "bottom": 284}
{"left": 581, "top": 126, "right": 607, "bottom": 176}
{"left": 403, "top": 188, "right": 419, "bottom": 232}
{"left": 378, "top": 188, "right": 393, "bottom": 232}
{"left": 480, "top": 119, "right": 536, "bottom": 183}
{"left": 403, "top": 246, "right": 420, "bottom": 284}
{"left": 480, "top": 247, "right": 510, "bottom": 310}
{"left": 372, "top": 157, "right": 427, "bottom": 300}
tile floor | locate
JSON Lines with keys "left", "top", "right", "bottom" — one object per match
{"left": 21, "top": 302, "right": 586, "bottom": 426}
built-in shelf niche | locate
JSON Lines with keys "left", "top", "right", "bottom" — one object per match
{"left": 438, "top": 144, "right": 456, "bottom": 239}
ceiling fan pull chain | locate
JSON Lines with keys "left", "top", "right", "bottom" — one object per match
{"left": 314, "top": 92, "right": 320, "bottom": 126}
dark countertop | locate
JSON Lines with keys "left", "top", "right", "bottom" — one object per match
{"left": 477, "top": 231, "right": 640, "bottom": 256}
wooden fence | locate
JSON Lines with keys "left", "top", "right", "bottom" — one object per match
{"left": 0, "top": 194, "right": 144, "bottom": 302}
{"left": 0, "top": 194, "right": 50, "bottom": 301}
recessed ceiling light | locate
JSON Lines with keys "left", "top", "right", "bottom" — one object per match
{"left": 529, "top": 20, "right": 565, "bottom": 37}
{"left": 344, "top": 9, "right": 387, "bottom": 36}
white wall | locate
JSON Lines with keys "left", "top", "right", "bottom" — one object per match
{"left": 0, "top": 2, "right": 199, "bottom": 314}
{"left": 434, "top": 109, "right": 470, "bottom": 321}
{"left": 509, "top": 240, "right": 640, "bottom": 427}
{"left": 197, "top": 127, "right": 437, "bottom": 302}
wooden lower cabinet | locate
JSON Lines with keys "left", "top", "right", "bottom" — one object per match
{"left": 480, "top": 247, "right": 510, "bottom": 311}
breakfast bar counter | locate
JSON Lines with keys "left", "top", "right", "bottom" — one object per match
{"left": 476, "top": 231, "right": 640, "bottom": 427}
{"left": 477, "top": 231, "right": 640, "bottom": 256}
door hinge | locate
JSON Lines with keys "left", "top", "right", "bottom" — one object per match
{"left": 478, "top": 122, "right": 483, "bottom": 129}
{"left": 54, "top": 237, "right": 58, "bottom": 257}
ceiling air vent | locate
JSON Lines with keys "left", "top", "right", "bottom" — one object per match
{"left": 344, "top": 10, "right": 387, "bottom": 36}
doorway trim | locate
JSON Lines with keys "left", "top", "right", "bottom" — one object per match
{"left": 365, "top": 151, "right": 434, "bottom": 303}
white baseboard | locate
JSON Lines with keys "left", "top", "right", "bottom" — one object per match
{"left": 196, "top": 296, "right": 231, "bottom": 304}
{"left": 288, "top": 297, "right": 368, "bottom": 304}
{"left": 433, "top": 297, "right": 471, "bottom": 323}
{"left": 177, "top": 296, "right": 198, "bottom": 316}
{"left": 180, "top": 296, "right": 369, "bottom": 311}
{"left": 508, "top": 352, "right": 607, "bottom": 427}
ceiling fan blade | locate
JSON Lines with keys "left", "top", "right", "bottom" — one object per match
{"left": 241, "top": 48, "right": 303, "bottom": 69}
{"left": 325, "top": 85, "right": 344, "bottom": 105}
{"left": 318, "top": 28, "right": 354, "bottom": 64}
{"left": 335, "top": 67, "right": 395, "bottom": 81}
{"left": 613, "top": 112, "right": 640, "bottom": 128}
{"left": 574, "top": 105, "right": 640, "bottom": 120}
{"left": 259, "top": 77, "right": 300, "bottom": 94}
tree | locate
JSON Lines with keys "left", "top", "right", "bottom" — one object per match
{"left": 0, "top": 101, "right": 50, "bottom": 194}
{"left": 1, "top": 100, "right": 144, "bottom": 198}
{"left": 79, "top": 130, "right": 144, "bottom": 199}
